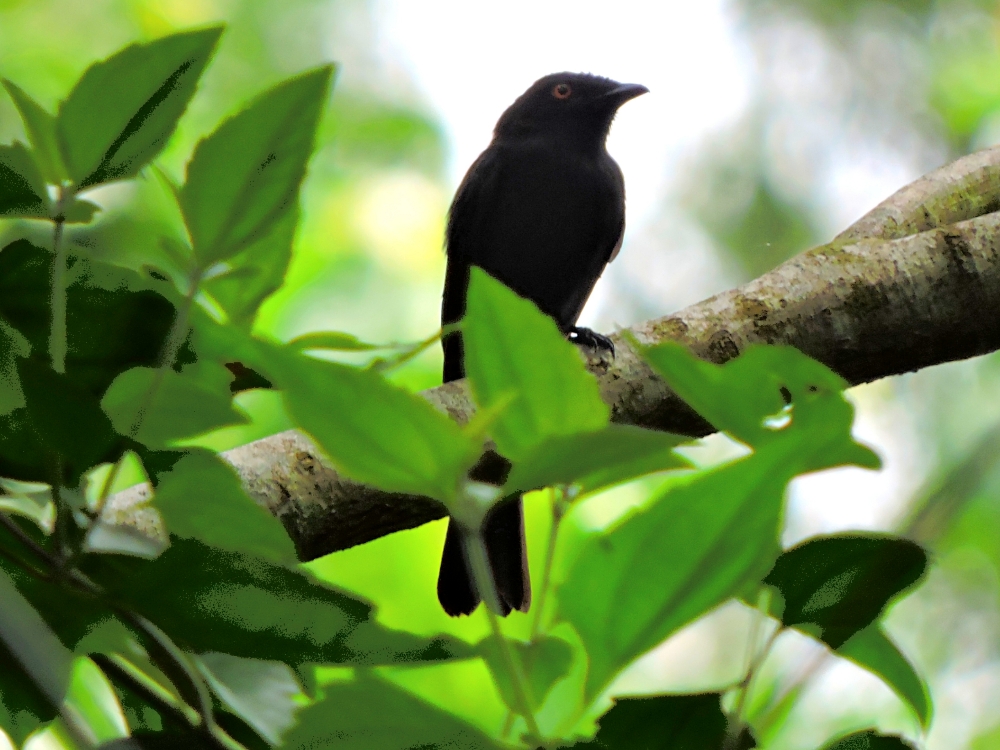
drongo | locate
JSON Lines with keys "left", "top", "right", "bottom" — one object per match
{"left": 438, "top": 72, "right": 647, "bottom": 616}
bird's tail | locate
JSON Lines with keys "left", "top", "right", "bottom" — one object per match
{"left": 437, "top": 495, "right": 531, "bottom": 616}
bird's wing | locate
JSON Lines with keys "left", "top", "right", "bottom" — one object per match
{"left": 441, "top": 149, "right": 506, "bottom": 382}
{"left": 602, "top": 159, "right": 627, "bottom": 264}
{"left": 444, "top": 147, "right": 505, "bottom": 260}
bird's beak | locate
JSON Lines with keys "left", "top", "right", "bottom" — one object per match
{"left": 604, "top": 83, "right": 649, "bottom": 106}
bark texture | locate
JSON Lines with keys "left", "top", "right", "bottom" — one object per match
{"left": 106, "top": 146, "right": 1000, "bottom": 561}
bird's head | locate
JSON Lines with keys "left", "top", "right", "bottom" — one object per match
{"left": 494, "top": 72, "right": 648, "bottom": 148}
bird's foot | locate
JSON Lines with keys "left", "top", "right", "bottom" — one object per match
{"left": 568, "top": 326, "right": 615, "bottom": 357}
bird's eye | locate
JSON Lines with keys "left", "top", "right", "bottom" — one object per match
{"left": 552, "top": 83, "right": 572, "bottom": 100}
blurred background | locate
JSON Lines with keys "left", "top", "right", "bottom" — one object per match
{"left": 3, "top": 0, "right": 1000, "bottom": 747}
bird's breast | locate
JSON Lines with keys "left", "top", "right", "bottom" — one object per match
{"left": 447, "top": 141, "right": 625, "bottom": 328}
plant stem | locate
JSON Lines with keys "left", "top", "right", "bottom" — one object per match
{"left": 370, "top": 323, "right": 460, "bottom": 373}
{"left": 48, "top": 188, "right": 68, "bottom": 373}
{"left": 91, "top": 267, "right": 203, "bottom": 518}
{"left": 529, "top": 487, "right": 565, "bottom": 642}
{"left": 725, "top": 605, "right": 782, "bottom": 749}
{"left": 462, "top": 530, "right": 543, "bottom": 741}
{"left": 0, "top": 509, "right": 228, "bottom": 745}
{"left": 0, "top": 513, "right": 54, "bottom": 581}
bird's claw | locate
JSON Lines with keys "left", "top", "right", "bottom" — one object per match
{"left": 568, "top": 326, "right": 615, "bottom": 357}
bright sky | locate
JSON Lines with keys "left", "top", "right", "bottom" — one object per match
{"left": 375, "top": 0, "right": 752, "bottom": 226}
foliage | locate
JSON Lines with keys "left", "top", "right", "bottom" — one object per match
{"left": 0, "top": 29, "right": 933, "bottom": 750}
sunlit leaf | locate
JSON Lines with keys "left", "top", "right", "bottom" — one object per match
{"left": 287, "top": 331, "right": 384, "bottom": 352}
{"left": 838, "top": 624, "right": 931, "bottom": 728}
{"left": 0, "top": 143, "right": 47, "bottom": 218}
{"left": 181, "top": 67, "right": 332, "bottom": 265}
{"left": 478, "top": 634, "right": 573, "bottom": 712}
{"left": 203, "top": 206, "right": 298, "bottom": 329}
{"left": 57, "top": 28, "right": 222, "bottom": 188}
{"left": 504, "top": 424, "right": 691, "bottom": 495}
{"left": 253, "top": 340, "right": 479, "bottom": 503}
{"left": 763, "top": 535, "right": 927, "bottom": 648}
{"left": 101, "top": 362, "right": 248, "bottom": 448}
{"left": 64, "top": 657, "right": 129, "bottom": 745}
{"left": 150, "top": 451, "right": 296, "bottom": 563}
{"left": 559, "top": 343, "right": 881, "bottom": 699}
{"left": 281, "top": 672, "right": 501, "bottom": 750}
{"left": 463, "top": 268, "right": 608, "bottom": 461}
{"left": 559, "top": 451, "right": 787, "bottom": 699}
{"left": 638, "top": 342, "right": 880, "bottom": 470}
{"left": 2, "top": 79, "right": 67, "bottom": 184}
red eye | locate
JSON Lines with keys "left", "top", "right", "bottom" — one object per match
{"left": 552, "top": 83, "right": 572, "bottom": 99}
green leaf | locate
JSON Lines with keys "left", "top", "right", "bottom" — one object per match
{"left": 478, "top": 635, "right": 573, "bottom": 712}
{"left": 64, "top": 657, "right": 129, "bottom": 745}
{"left": 84, "top": 522, "right": 165, "bottom": 559}
{"left": 195, "top": 652, "right": 305, "bottom": 745}
{"left": 463, "top": 268, "right": 608, "bottom": 461}
{"left": 79, "top": 539, "right": 471, "bottom": 666}
{"left": 576, "top": 693, "right": 756, "bottom": 749}
{"left": 0, "top": 408, "right": 49, "bottom": 484}
{"left": 287, "top": 331, "right": 383, "bottom": 352}
{"left": 253, "top": 340, "right": 479, "bottom": 503}
{"left": 281, "top": 672, "right": 501, "bottom": 750}
{"left": 180, "top": 66, "right": 333, "bottom": 265}
{"left": 150, "top": 451, "right": 296, "bottom": 563}
{"left": 639, "top": 342, "right": 880, "bottom": 469}
{"left": 558, "top": 450, "right": 788, "bottom": 700}
{"left": 0, "top": 241, "right": 181, "bottom": 399}
{"left": 202, "top": 206, "right": 298, "bottom": 329}
{"left": 2, "top": 79, "right": 67, "bottom": 184}
{"left": 0, "top": 142, "right": 47, "bottom": 218}
{"left": 838, "top": 624, "right": 931, "bottom": 728}
{"left": 13, "top": 356, "right": 120, "bottom": 484}
{"left": 504, "top": 424, "right": 691, "bottom": 495}
{"left": 101, "top": 362, "right": 248, "bottom": 448}
{"left": 0, "top": 477, "right": 52, "bottom": 531}
{"left": 0, "top": 556, "right": 125, "bottom": 664}
{"left": 57, "top": 27, "right": 222, "bottom": 188}
{"left": 0, "top": 322, "right": 28, "bottom": 417}
{"left": 820, "top": 730, "right": 916, "bottom": 749}
{"left": 763, "top": 535, "right": 927, "bottom": 648}
{"left": 63, "top": 198, "right": 101, "bottom": 224}
{"left": 0, "top": 565, "right": 73, "bottom": 744}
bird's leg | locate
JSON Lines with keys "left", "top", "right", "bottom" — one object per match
{"left": 567, "top": 326, "right": 615, "bottom": 357}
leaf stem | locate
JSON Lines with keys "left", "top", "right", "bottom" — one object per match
{"left": 462, "top": 530, "right": 543, "bottom": 741}
{"left": 92, "top": 267, "right": 203, "bottom": 518}
{"left": 48, "top": 187, "right": 69, "bottom": 373}
{"left": 0, "top": 509, "right": 230, "bottom": 746}
{"left": 129, "top": 266, "right": 201, "bottom": 432}
{"left": 529, "top": 487, "right": 566, "bottom": 642}
{"left": 725, "top": 593, "right": 781, "bottom": 748}
{"left": 369, "top": 323, "right": 462, "bottom": 373}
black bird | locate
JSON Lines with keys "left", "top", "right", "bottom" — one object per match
{"left": 437, "top": 72, "right": 647, "bottom": 617}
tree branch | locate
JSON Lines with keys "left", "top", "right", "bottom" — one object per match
{"left": 106, "top": 145, "right": 1000, "bottom": 560}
